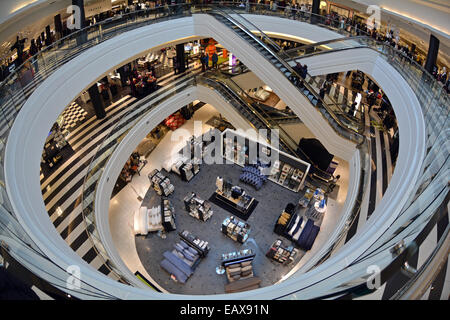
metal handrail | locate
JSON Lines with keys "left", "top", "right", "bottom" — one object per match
{"left": 210, "top": 7, "right": 365, "bottom": 144}
{"left": 0, "top": 3, "right": 447, "bottom": 300}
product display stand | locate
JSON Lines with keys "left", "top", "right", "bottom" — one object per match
{"left": 148, "top": 169, "right": 175, "bottom": 196}
{"left": 161, "top": 198, "right": 176, "bottom": 231}
{"left": 266, "top": 239, "right": 297, "bottom": 264}
{"left": 222, "top": 248, "right": 261, "bottom": 293}
{"left": 214, "top": 185, "right": 256, "bottom": 218}
{"left": 221, "top": 129, "right": 310, "bottom": 193}
{"left": 268, "top": 159, "right": 304, "bottom": 192}
{"left": 221, "top": 216, "right": 251, "bottom": 244}
{"left": 179, "top": 230, "right": 209, "bottom": 258}
{"left": 183, "top": 192, "right": 213, "bottom": 222}
{"left": 221, "top": 248, "right": 255, "bottom": 267}
{"left": 273, "top": 203, "right": 296, "bottom": 237}
{"left": 298, "top": 188, "right": 314, "bottom": 208}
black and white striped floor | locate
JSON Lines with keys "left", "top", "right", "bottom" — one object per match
{"left": 306, "top": 75, "right": 360, "bottom": 109}
{"left": 39, "top": 64, "right": 201, "bottom": 281}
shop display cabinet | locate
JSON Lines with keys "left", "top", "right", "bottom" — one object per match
{"left": 266, "top": 239, "right": 297, "bottom": 264}
{"left": 161, "top": 198, "right": 176, "bottom": 232}
{"left": 183, "top": 192, "right": 213, "bottom": 222}
{"left": 221, "top": 248, "right": 255, "bottom": 267}
{"left": 179, "top": 230, "right": 209, "bottom": 258}
{"left": 148, "top": 169, "right": 174, "bottom": 196}
{"left": 221, "top": 216, "right": 251, "bottom": 244}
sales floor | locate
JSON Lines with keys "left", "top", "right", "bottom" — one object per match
{"left": 135, "top": 162, "right": 304, "bottom": 295}
{"left": 109, "top": 103, "right": 349, "bottom": 295}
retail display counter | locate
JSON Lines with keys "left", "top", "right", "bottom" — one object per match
{"left": 221, "top": 216, "right": 251, "bottom": 244}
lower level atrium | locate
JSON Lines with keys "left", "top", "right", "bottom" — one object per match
{"left": 109, "top": 102, "right": 349, "bottom": 294}
{"left": 33, "top": 35, "right": 414, "bottom": 296}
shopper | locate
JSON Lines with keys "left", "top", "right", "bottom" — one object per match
{"left": 205, "top": 52, "right": 209, "bottom": 70}
{"left": 348, "top": 102, "right": 357, "bottom": 116}
{"left": 327, "top": 175, "right": 340, "bottom": 193}
{"left": 200, "top": 52, "right": 206, "bottom": 72}
{"left": 319, "top": 81, "right": 329, "bottom": 99}
{"left": 301, "top": 64, "right": 308, "bottom": 79}
{"left": 367, "top": 91, "right": 376, "bottom": 113}
{"left": 212, "top": 52, "right": 218, "bottom": 69}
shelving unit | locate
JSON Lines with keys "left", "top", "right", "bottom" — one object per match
{"left": 183, "top": 192, "right": 213, "bottom": 222}
{"left": 221, "top": 216, "right": 251, "bottom": 244}
{"left": 268, "top": 160, "right": 305, "bottom": 192}
{"left": 161, "top": 198, "right": 176, "bottom": 231}
{"left": 221, "top": 248, "right": 255, "bottom": 267}
{"left": 266, "top": 239, "right": 297, "bottom": 264}
{"left": 148, "top": 169, "right": 175, "bottom": 196}
{"left": 179, "top": 230, "right": 209, "bottom": 258}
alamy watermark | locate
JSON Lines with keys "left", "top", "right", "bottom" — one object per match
{"left": 170, "top": 122, "right": 279, "bottom": 175}
{"left": 67, "top": 5, "right": 82, "bottom": 30}
{"left": 366, "top": 264, "right": 381, "bottom": 290}
{"left": 66, "top": 264, "right": 81, "bottom": 290}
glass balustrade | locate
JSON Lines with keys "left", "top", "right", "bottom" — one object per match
{"left": 0, "top": 3, "right": 447, "bottom": 299}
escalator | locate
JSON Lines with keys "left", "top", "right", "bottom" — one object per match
{"left": 208, "top": 7, "right": 364, "bottom": 144}
{"left": 199, "top": 72, "right": 334, "bottom": 183}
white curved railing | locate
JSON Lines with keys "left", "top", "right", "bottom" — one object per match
{"left": 0, "top": 3, "right": 448, "bottom": 299}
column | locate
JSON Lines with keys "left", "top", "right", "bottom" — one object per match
{"left": 176, "top": 43, "right": 186, "bottom": 74}
{"left": 45, "top": 25, "right": 52, "bottom": 46}
{"left": 54, "top": 14, "right": 63, "bottom": 40}
{"left": 72, "top": 0, "right": 87, "bottom": 45}
{"left": 424, "top": 34, "right": 439, "bottom": 75}
{"left": 311, "top": 0, "right": 321, "bottom": 24}
{"left": 88, "top": 84, "right": 106, "bottom": 119}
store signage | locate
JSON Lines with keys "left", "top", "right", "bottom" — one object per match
{"left": 84, "top": 0, "right": 112, "bottom": 17}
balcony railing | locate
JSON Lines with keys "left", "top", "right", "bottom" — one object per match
{"left": 0, "top": 3, "right": 447, "bottom": 299}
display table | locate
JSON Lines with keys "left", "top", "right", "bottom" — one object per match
{"left": 212, "top": 187, "right": 257, "bottom": 221}
{"left": 183, "top": 192, "right": 213, "bottom": 222}
{"left": 221, "top": 216, "right": 251, "bottom": 244}
{"left": 266, "top": 239, "right": 297, "bottom": 264}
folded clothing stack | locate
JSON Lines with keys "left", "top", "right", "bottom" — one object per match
{"left": 225, "top": 260, "right": 254, "bottom": 283}
{"left": 296, "top": 219, "right": 320, "bottom": 251}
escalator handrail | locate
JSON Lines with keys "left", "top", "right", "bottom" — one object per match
{"left": 203, "top": 72, "right": 334, "bottom": 181}
{"left": 284, "top": 36, "right": 371, "bottom": 56}
{"left": 210, "top": 7, "right": 364, "bottom": 143}
{"left": 216, "top": 4, "right": 283, "bottom": 53}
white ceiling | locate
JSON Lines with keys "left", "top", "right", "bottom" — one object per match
{"left": 328, "top": 0, "right": 450, "bottom": 67}
{"left": 0, "top": 0, "right": 449, "bottom": 66}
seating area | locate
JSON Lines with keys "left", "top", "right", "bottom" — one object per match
{"left": 239, "top": 164, "right": 268, "bottom": 190}
{"left": 160, "top": 231, "right": 209, "bottom": 284}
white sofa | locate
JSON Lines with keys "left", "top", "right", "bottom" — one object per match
{"left": 134, "top": 206, "right": 163, "bottom": 235}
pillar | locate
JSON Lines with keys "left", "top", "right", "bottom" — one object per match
{"left": 176, "top": 43, "right": 186, "bottom": 74}
{"left": 72, "top": 0, "right": 87, "bottom": 45}
{"left": 424, "top": 34, "right": 439, "bottom": 75}
{"left": 54, "top": 14, "right": 63, "bottom": 40}
{"left": 45, "top": 25, "right": 52, "bottom": 46}
{"left": 88, "top": 84, "right": 106, "bottom": 119}
{"left": 311, "top": 0, "right": 321, "bottom": 24}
